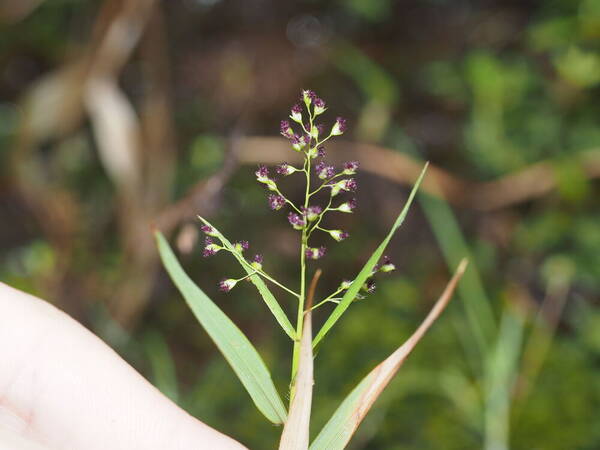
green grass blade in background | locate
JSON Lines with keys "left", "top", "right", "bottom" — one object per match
{"left": 312, "top": 163, "right": 428, "bottom": 348}
{"left": 419, "top": 191, "right": 496, "bottom": 357}
{"left": 143, "top": 331, "right": 180, "bottom": 403}
{"left": 310, "top": 260, "right": 467, "bottom": 450}
{"left": 198, "top": 216, "right": 297, "bottom": 340}
{"left": 155, "top": 231, "right": 287, "bottom": 424}
{"left": 484, "top": 306, "right": 525, "bottom": 450}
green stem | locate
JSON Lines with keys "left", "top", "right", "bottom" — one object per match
{"left": 290, "top": 112, "right": 314, "bottom": 393}
{"left": 308, "top": 173, "right": 343, "bottom": 198}
{"left": 226, "top": 250, "right": 300, "bottom": 298}
{"left": 307, "top": 197, "right": 333, "bottom": 238}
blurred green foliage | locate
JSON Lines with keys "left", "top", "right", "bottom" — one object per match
{"left": 1, "top": 0, "right": 599, "bottom": 449}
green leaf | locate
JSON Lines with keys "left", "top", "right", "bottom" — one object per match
{"left": 310, "top": 260, "right": 467, "bottom": 450}
{"left": 312, "top": 162, "right": 428, "bottom": 348}
{"left": 198, "top": 216, "right": 297, "bottom": 341}
{"left": 155, "top": 231, "right": 287, "bottom": 424}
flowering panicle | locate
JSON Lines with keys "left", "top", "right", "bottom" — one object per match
{"left": 254, "top": 90, "right": 357, "bottom": 256}
{"left": 214, "top": 90, "right": 359, "bottom": 294}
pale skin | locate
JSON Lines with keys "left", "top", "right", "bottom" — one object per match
{"left": 0, "top": 282, "right": 248, "bottom": 450}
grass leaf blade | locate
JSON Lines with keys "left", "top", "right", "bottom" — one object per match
{"left": 155, "top": 231, "right": 287, "bottom": 424}
{"left": 312, "top": 162, "right": 428, "bottom": 348}
{"left": 310, "top": 259, "right": 467, "bottom": 450}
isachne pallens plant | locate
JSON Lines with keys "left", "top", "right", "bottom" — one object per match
{"left": 155, "top": 90, "right": 467, "bottom": 449}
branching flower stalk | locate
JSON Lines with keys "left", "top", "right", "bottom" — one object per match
{"left": 156, "top": 89, "right": 466, "bottom": 449}
{"left": 198, "top": 90, "right": 394, "bottom": 392}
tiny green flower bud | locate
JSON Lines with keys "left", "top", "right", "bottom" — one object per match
{"left": 203, "top": 238, "right": 222, "bottom": 257}
{"left": 218, "top": 278, "right": 237, "bottom": 292}
{"left": 337, "top": 198, "right": 357, "bottom": 213}
{"left": 305, "top": 246, "right": 326, "bottom": 260}
{"left": 313, "top": 97, "right": 326, "bottom": 115}
{"left": 303, "top": 205, "right": 322, "bottom": 221}
{"left": 342, "top": 161, "right": 359, "bottom": 175}
{"left": 234, "top": 240, "right": 249, "bottom": 253}
{"left": 310, "top": 125, "right": 319, "bottom": 139}
{"left": 378, "top": 256, "right": 396, "bottom": 273}
{"left": 331, "top": 117, "right": 347, "bottom": 136}
{"left": 330, "top": 178, "right": 357, "bottom": 196}
{"left": 251, "top": 254, "right": 263, "bottom": 270}
{"left": 328, "top": 230, "right": 349, "bottom": 241}
{"left": 201, "top": 225, "right": 218, "bottom": 237}
{"left": 302, "top": 89, "right": 315, "bottom": 106}
{"left": 288, "top": 212, "right": 306, "bottom": 230}
{"left": 339, "top": 279, "right": 352, "bottom": 290}
{"left": 290, "top": 104, "right": 303, "bottom": 123}
{"left": 291, "top": 135, "right": 307, "bottom": 151}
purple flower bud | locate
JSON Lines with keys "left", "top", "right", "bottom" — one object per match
{"left": 219, "top": 278, "right": 237, "bottom": 292}
{"left": 315, "top": 161, "right": 336, "bottom": 180}
{"left": 329, "top": 230, "right": 349, "bottom": 241}
{"left": 256, "top": 165, "right": 269, "bottom": 179}
{"left": 314, "top": 98, "right": 326, "bottom": 115}
{"left": 302, "top": 89, "right": 316, "bottom": 105}
{"left": 317, "top": 146, "right": 326, "bottom": 157}
{"left": 291, "top": 134, "right": 307, "bottom": 151}
{"left": 290, "top": 103, "right": 303, "bottom": 123}
{"left": 379, "top": 255, "right": 396, "bottom": 273}
{"left": 268, "top": 194, "right": 286, "bottom": 210}
{"left": 343, "top": 161, "right": 359, "bottom": 175}
{"left": 276, "top": 163, "right": 295, "bottom": 176}
{"left": 256, "top": 166, "right": 277, "bottom": 190}
{"left": 344, "top": 179, "right": 357, "bottom": 191}
{"left": 331, "top": 117, "right": 347, "bottom": 136}
{"left": 200, "top": 225, "right": 218, "bottom": 237}
{"left": 288, "top": 212, "right": 306, "bottom": 230}
{"left": 280, "top": 120, "right": 294, "bottom": 138}
{"left": 306, "top": 246, "right": 326, "bottom": 260}
{"left": 337, "top": 198, "right": 357, "bottom": 213}
{"left": 363, "top": 279, "right": 376, "bottom": 294}
{"left": 203, "top": 237, "right": 221, "bottom": 257}
{"left": 304, "top": 205, "right": 322, "bottom": 221}
{"left": 234, "top": 240, "right": 249, "bottom": 252}
{"left": 251, "top": 254, "right": 263, "bottom": 270}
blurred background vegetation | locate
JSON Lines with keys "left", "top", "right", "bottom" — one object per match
{"left": 1, "top": 0, "right": 599, "bottom": 448}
